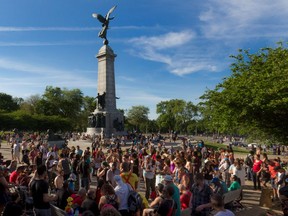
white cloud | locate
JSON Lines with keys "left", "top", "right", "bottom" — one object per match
{"left": 128, "top": 30, "right": 220, "bottom": 76}
{"left": 0, "top": 25, "right": 161, "bottom": 32}
{"left": 199, "top": 0, "right": 288, "bottom": 39}
{"left": 130, "top": 31, "right": 195, "bottom": 50}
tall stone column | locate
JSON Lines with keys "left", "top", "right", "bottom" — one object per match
{"left": 87, "top": 45, "right": 124, "bottom": 138}
{"left": 97, "top": 45, "right": 117, "bottom": 111}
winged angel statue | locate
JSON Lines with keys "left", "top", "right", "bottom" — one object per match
{"left": 92, "top": 5, "right": 117, "bottom": 45}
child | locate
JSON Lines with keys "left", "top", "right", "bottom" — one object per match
{"left": 68, "top": 173, "right": 76, "bottom": 193}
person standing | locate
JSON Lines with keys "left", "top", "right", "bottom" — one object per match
{"left": 106, "top": 162, "right": 120, "bottom": 188}
{"left": 30, "top": 165, "right": 58, "bottom": 216}
{"left": 244, "top": 151, "right": 254, "bottom": 181}
{"left": 252, "top": 154, "right": 262, "bottom": 190}
{"left": 120, "top": 162, "right": 139, "bottom": 190}
{"left": 114, "top": 175, "right": 130, "bottom": 216}
{"left": 12, "top": 141, "right": 21, "bottom": 163}
{"left": 58, "top": 153, "right": 71, "bottom": 180}
{"left": 78, "top": 154, "right": 91, "bottom": 191}
{"left": 142, "top": 155, "right": 155, "bottom": 200}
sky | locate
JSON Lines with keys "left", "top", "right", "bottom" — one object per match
{"left": 0, "top": 0, "right": 288, "bottom": 119}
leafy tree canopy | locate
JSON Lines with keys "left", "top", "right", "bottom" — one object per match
{"left": 0, "top": 92, "right": 21, "bottom": 112}
{"left": 126, "top": 105, "right": 149, "bottom": 130}
{"left": 200, "top": 42, "right": 288, "bottom": 143}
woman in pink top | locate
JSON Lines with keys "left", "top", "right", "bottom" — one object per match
{"left": 252, "top": 154, "right": 262, "bottom": 190}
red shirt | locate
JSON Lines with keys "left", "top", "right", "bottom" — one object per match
{"left": 71, "top": 194, "right": 83, "bottom": 206}
{"left": 252, "top": 160, "right": 262, "bottom": 173}
{"left": 180, "top": 190, "right": 192, "bottom": 210}
{"left": 9, "top": 171, "right": 19, "bottom": 183}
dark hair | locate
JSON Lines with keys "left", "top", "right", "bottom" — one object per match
{"left": 101, "top": 183, "right": 115, "bottom": 195}
{"left": 164, "top": 185, "right": 175, "bottom": 197}
{"left": 121, "top": 162, "right": 130, "bottom": 172}
{"left": 194, "top": 173, "right": 204, "bottom": 181}
{"left": 157, "top": 183, "right": 165, "bottom": 193}
{"left": 37, "top": 165, "right": 47, "bottom": 176}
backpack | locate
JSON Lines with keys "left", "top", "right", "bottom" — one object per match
{"left": 60, "top": 158, "right": 71, "bottom": 175}
{"left": 245, "top": 155, "right": 253, "bottom": 167}
{"left": 127, "top": 189, "right": 143, "bottom": 213}
{"left": 167, "top": 200, "right": 175, "bottom": 216}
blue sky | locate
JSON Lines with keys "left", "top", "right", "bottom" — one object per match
{"left": 0, "top": 0, "right": 287, "bottom": 119}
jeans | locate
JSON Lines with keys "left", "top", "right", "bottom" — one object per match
{"left": 34, "top": 208, "right": 51, "bottom": 216}
{"left": 246, "top": 166, "right": 253, "bottom": 180}
{"left": 252, "top": 171, "right": 261, "bottom": 189}
{"left": 81, "top": 177, "right": 89, "bottom": 190}
{"left": 145, "top": 178, "right": 155, "bottom": 200}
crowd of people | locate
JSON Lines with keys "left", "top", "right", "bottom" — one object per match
{"left": 0, "top": 132, "right": 288, "bottom": 216}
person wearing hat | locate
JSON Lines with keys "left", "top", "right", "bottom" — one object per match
{"left": 68, "top": 173, "right": 76, "bottom": 192}
{"left": 163, "top": 175, "right": 181, "bottom": 216}
{"left": 211, "top": 177, "right": 225, "bottom": 196}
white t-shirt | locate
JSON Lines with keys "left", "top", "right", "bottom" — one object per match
{"left": 215, "top": 209, "right": 235, "bottom": 216}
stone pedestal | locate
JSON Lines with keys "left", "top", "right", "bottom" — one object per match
{"left": 86, "top": 45, "right": 124, "bottom": 138}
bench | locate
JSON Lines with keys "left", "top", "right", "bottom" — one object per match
{"left": 223, "top": 189, "right": 243, "bottom": 210}
{"left": 223, "top": 189, "right": 242, "bottom": 204}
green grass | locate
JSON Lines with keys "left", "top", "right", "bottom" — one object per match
{"left": 205, "top": 141, "right": 249, "bottom": 154}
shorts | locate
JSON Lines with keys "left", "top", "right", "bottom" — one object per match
{"left": 271, "top": 178, "right": 276, "bottom": 189}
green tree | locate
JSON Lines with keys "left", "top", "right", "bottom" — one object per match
{"left": 0, "top": 93, "right": 20, "bottom": 112}
{"left": 156, "top": 99, "right": 198, "bottom": 133}
{"left": 126, "top": 105, "right": 149, "bottom": 131}
{"left": 35, "top": 86, "right": 83, "bottom": 118}
{"left": 200, "top": 43, "right": 288, "bottom": 143}
{"left": 20, "top": 94, "right": 41, "bottom": 114}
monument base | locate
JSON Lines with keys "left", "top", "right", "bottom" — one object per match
{"left": 86, "top": 127, "right": 102, "bottom": 136}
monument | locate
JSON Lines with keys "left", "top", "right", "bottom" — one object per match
{"left": 87, "top": 5, "right": 124, "bottom": 138}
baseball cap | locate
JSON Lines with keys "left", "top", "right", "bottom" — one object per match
{"left": 164, "top": 175, "right": 173, "bottom": 182}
